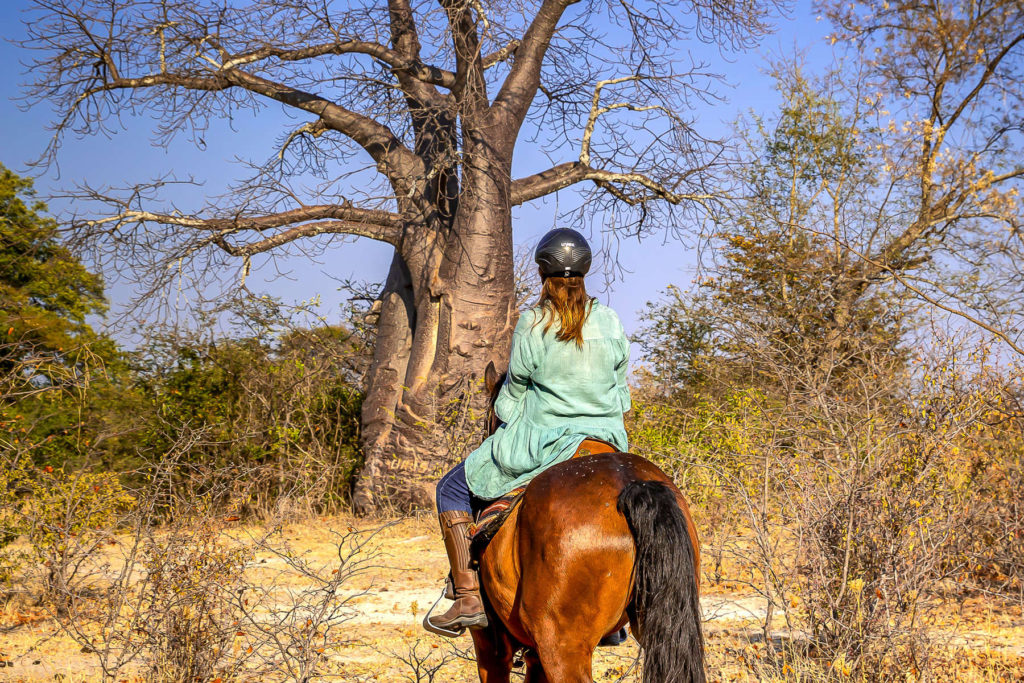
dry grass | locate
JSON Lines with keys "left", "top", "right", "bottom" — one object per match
{"left": 0, "top": 515, "right": 1021, "bottom": 682}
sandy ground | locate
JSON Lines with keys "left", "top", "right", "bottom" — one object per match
{"left": 1, "top": 514, "right": 1022, "bottom": 682}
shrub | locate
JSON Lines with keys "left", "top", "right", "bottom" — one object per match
{"left": 1, "top": 458, "right": 134, "bottom": 613}
{"left": 130, "top": 302, "right": 366, "bottom": 516}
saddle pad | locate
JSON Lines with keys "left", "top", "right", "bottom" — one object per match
{"left": 469, "top": 487, "right": 525, "bottom": 538}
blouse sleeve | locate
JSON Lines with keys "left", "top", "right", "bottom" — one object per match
{"left": 614, "top": 318, "right": 632, "bottom": 414}
{"left": 493, "top": 311, "right": 542, "bottom": 424}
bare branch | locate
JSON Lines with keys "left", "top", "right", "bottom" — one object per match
{"left": 483, "top": 39, "right": 520, "bottom": 68}
{"left": 511, "top": 162, "right": 589, "bottom": 204}
{"left": 76, "top": 202, "right": 405, "bottom": 280}
{"left": 83, "top": 204, "right": 402, "bottom": 236}
{"left": 72, "top": 67, "right": 424, "bottom": 192}
{"left": 942, "top": 30, "right": 1024, "bottom": 133}
{"left": 278, "top": 120, "right": 328, "bottom": 161}
{"left": 212, "top": 219, "right": 401, "bottom": 257}
{"left": 219, "top": 39, "right": 457, "bottom": 90}
{"left": 512, "top": 76, "right": 714, "bottom": 207}
{"left": 807, "top": 224, "right": 1024, "bottom": 356}
{"left": 580, "top": 76, "right": 674, "bottom": 166}
{"left": 439, "top": 0, "right": 489, "bottom": 112}
{"left": 511, "top": 161, "right": 713, "bottom": 207}
{"left": 219, "top": 70, "right": 423, "bottom": 183}
{"left": 492, "top": 0, "right": 582, "bottom": 128}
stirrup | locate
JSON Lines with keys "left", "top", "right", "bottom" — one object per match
{"left": 422, "top": 584, "right": 466, "bottom": 638}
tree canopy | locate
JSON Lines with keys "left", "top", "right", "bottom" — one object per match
{"left": 0, "top": 164, "right": 108, "bottom": 390}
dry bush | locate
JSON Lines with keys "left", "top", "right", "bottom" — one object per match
{"left": 631, "top": 251, "right": 1023, "bottom": 680}
{"left": 0, "top": 457, "right": 135, "bottom": 619}
{"left": 387, "top": 639, "right": 472, "bottom": 683}
{"left": 26, "top": 454, "right": 246, "bottom": 680}
{"left": 137, "top": 517, "right": 257, "bottom": 682}
{"left": 0, "top": 332, "right": 123, "bottom": 604}
{"left": 2, "top": 448, "right": 389, "bottom": 682}
{"left": 633, "top": 338, "right": 1023, "bottom": 681}
{"left": 938, "top": 375, "right": 1024, "bottom": 605}
{"left": 229, "top": 522, "right": 391, "bottom": 681}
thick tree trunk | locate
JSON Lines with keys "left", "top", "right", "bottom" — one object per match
{"left": 353, "top": 252, "right": 415, "bottom": 511}
{"left": 352, "top": 159, "right": 516, "bottom": 514}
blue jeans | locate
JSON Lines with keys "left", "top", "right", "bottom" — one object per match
{"left": 436, "top": 462, "right": 487, "bottom": 515}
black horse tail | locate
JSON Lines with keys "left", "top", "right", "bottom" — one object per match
{"left": 618, "top": 480, "right": 705, "bottom": 683}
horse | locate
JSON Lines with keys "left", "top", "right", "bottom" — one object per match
{"left": 465, "top": 362, "right": 705, "bottom": 683}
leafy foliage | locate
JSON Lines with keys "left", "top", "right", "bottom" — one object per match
{"left": 128, "top": 301, "right": 367, "bottom": 514}
{"left": 0, "top": 165, "right": 125, "bottom": 473}
{"left": 632, "top": 286, "right": 713, "bottom": 396}
{"left": 0, "top": 163, "right": 107, "bottom": 376}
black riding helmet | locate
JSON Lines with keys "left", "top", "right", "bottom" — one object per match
{"left": 534, "top": 228, "right": 592, "bottom": 278}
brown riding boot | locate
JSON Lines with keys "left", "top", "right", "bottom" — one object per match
{"left": 429, "top": 511, "right": 489, "bottom": 633}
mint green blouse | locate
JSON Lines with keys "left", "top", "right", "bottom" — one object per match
{"left": 464, "top": 301, "right": 631, "bottom": 500}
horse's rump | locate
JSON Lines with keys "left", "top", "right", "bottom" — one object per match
{"left": 479, "top": 452, "right": 698, "bottom": 643}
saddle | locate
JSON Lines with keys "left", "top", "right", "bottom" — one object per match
{"left": 468, "top": 437, "right": 619, "bottom": 550}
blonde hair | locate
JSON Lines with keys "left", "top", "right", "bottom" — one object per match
{"left": 535, "top": 276, "right": 593, "bottom": 348}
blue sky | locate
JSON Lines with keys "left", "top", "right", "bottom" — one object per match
{"left": 0, "top": 0, "right": 833, "bottom": 342}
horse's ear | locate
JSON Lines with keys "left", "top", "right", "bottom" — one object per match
{"left": 484, "top": 361, "right": 501, "bottom": 394}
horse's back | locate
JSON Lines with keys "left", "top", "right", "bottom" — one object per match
{"left": 530, "top": 450, "right": 678, "bottom": 501}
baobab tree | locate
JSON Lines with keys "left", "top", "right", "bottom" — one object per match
{"left": 21, "top": 0, "right": 775, "bottom": 511}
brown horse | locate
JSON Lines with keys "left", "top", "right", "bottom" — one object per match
{"left": 467, "top": 363, "right": 705, "bottom": 683}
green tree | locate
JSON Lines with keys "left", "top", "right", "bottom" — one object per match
{"left": 632, "top": 285, "right": 713, "bottom": 397}
{"left": 0, "top": 164, "right": 108, "bottom": 389}
{"left": 129, "top": 301, "right": 366, "bottom": 512}
{"left": 0, "top": 164, "right": 128, "bottom": 472}
{"left": 635, "top": 72, "right": 911, "bottom": 398}
{"left": 0, "top": 165, "right": 129, "bottom": 590}
{"left": 716, "top": 71, "right": 910, "bottom": 383}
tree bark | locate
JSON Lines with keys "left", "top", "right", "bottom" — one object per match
{"left": 352, "top": 141, "right": 516, "bottom": 513}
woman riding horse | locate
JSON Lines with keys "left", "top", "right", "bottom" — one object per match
{"left": 430, "top": 229, "right": 703, "bottom": 683}
{"left": 431, "top": 227, "right": 631, "bottom": 633}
